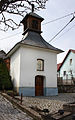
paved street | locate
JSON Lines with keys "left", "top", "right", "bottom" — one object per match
{"left": 21, "top": 93, "right": 75, "bottom": 113}
{"left": 0, "top": 94, "right": 33, "bottom": 120}
{"left": 0, "top": 93, "right": 75, "bottom": 119}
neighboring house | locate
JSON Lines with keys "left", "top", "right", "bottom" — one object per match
{"left": 0, "top": 50, "right": 10, "bottom": 71}
{"left": 7, "top": 12, "right": 63, "bottom": 96}
{"left": 57, "top": 49, "right": 75, "bottom": 80}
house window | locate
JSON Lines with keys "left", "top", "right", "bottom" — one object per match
{"left": 37, "top": 59, "right": 44, "bottom": 71}
{"left": 70, "top": 70, "right": 72, "bottom": 74}
{"left": 32, "top": 20, "right": 38, "bottom": 29}
{"left": 63, "top": 71, "right": 66, "bottom": 76}
{"left": 70, "top": 59, "right": 72, "bottom": 65}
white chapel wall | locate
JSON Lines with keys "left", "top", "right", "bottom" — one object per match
{"left": 20, "top": 45, "right": 57, "bottom": 88}
{"left": 10, "top": 48, "right": 20, "bottom": 92}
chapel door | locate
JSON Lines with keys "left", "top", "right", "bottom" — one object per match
{"left": 35, "top": 76, "right": 44, "bottom": 96}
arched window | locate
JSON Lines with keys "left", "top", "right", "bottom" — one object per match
{"left": 37, "top": 59, "right": 44, "bottom": 71}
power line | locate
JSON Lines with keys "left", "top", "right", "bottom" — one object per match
{"left": 49, "top": 16, "right": 75, "bottom": 43}
{"left": 56, "top": 24, "right": 75, "bottom": 40}
{"left": 42, "top": 12, "right": 75, "bottom": 25}
{"left": 0, "top": 12, "right": 75, "bottom": 41}
{"left": 0, "top": 32, "right": 21, "bottom": 41}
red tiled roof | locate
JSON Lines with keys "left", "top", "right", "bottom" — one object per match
{"left": 57, "top": 49, "right": 75, "bottom": 71}
{"left": 71, "top": 49, "right": 75, "bottom": 53}
{"left": 57, "top": 63, "right": 62, "bottom": 71}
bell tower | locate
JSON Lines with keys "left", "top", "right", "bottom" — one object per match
{"left": 21, "top": 10, "right": 44, "bottom": 35}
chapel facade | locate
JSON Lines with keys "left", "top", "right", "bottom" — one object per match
{"left": 7, "top": 12, "right": 63, "bottom": 96}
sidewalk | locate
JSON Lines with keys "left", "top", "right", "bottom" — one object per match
{"left": 0, "top": 94, "right": 33, "bottom": 120}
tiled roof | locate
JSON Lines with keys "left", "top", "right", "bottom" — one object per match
{"left": 71, "top": 49, "right": 75, "bottom": 53}
{"left": 57, "top": 63, "right": 62, "bottom": 71}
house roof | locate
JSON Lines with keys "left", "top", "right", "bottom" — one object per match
{"left": 71, "top": 49, "right": 75, "bottom": 53}
{"left": 57, "top": 49, "right": 75, "bottom": 71}
{"left": 57, "top": 63, "right": 62, "bottom": 71}
{"left": 0, "top": 50, "right": 6, "bottom": 59}
{"left": 7, "top": 31, "right": 63, "bottom": 57}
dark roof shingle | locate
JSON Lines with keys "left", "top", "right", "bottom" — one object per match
{"left": 21, "top": 31, "right": 63, "bottom": 52}
{"left": 21, "top": 12, "right": 44, "bottom": 23}
{"left": 0, "top": 50, "right": 6, "bottom": 59}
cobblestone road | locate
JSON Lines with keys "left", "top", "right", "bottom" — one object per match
{"left": 21, "top": 93, "right": 75, "bottom": 113}
{"left": 0, "top": 94, "right": 33, "bottom": 120}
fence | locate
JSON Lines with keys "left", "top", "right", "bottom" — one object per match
{"left": 57, "top": 77, "right": 75, "bottom": 93}
{"left": 57, "top": 77, "right": 75, "bottom": 86}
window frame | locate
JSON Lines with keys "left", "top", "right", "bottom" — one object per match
{"left": 37, "top": 59, "right": 44, "bottom": 71}
{"left": 63, "top": 71, "right": 66, "bottom": 76}
{"left": 70, "top": 59, "right": 72, "bottom": 65}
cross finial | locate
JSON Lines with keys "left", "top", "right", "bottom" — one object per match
{"left": 31, "top": 4, "right": 34, "bottom": 12}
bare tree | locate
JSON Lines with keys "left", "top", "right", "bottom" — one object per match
{"left": 0, "top": 0, "right": 48, "bottom": 31}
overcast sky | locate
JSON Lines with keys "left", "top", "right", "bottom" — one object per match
{"left": 0, "top": 0, "right": 75, "bottom": 63}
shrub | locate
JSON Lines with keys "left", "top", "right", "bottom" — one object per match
{"left": 0, "top": 58, "right": 13, "bottom": 90}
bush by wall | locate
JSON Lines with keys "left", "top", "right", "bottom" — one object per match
{"left": 0, "top": 58, "right": 13, "bottom": 90}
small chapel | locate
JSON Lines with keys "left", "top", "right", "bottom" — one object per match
{"left": 7, "top": 10, "right": 63, "bottom": 96}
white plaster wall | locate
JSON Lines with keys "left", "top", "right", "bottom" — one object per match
{"left": 10, "top": 48, "right": 20, "bottom": 90}
{"left": 60, "top": 52, "right": 75, "bottom": 79}
{"left": 20, "top": 45, "right": 57, "bottom": 88}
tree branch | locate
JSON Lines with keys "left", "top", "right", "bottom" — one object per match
{"left": 0, "top": 0, "right": 48, "bottom": 31}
